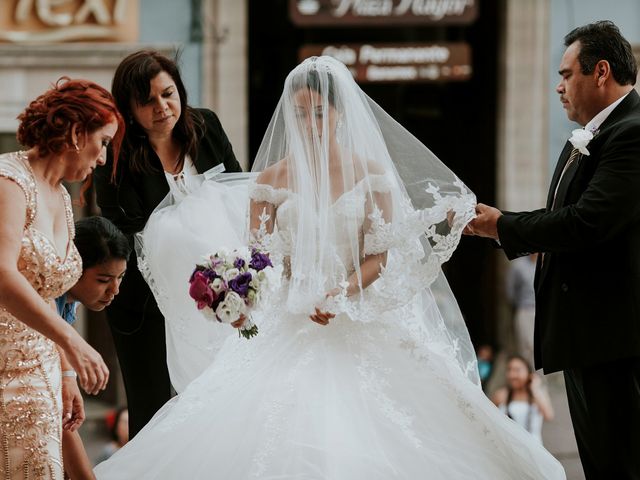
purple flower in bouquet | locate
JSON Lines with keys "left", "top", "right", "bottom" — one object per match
{"left": 228, "top": 271, "right": 252, "bottom": 298}
{"left": 202, "top": 268, "right": 218, "bottom": 282}
{"left": 249, "top": 250, "right": 272, "bottom": 271}
{"left": 234, "top": 257, "right": 246, "bottom": 269}
{"left": 189, "top": 271, "right": 216, "bottom": 309}
{"left": 209, "top": 255, "right": 224, "bottom": 270}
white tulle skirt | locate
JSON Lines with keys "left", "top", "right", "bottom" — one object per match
{"left": 135, "top": 175, "right": 252, "bottom": 392}
{"left": 96, "top": 178, "right": 565, "bottom": 480}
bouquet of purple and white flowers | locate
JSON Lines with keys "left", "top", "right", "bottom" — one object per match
{"left": 188, "top": 246, "right": 280, "bottom": 339}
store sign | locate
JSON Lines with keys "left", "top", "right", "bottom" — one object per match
{"left": 0, "top": 0, "right": 138, "bottom": 43}
{"left": 290, "top": 0, "right": 478, "bottom": 26}
{"left": 300, "top": 43, "right": 472, "bottom": 83}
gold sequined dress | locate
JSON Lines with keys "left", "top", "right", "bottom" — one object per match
{"left": 0, "top": 151, "right": 82, "bottom": 480}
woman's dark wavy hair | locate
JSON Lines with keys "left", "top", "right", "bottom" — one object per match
{"left": 74, "top": 216, "right": 131, "bottom": 270}
{"left": 565, "top": 20, "right": 638, "bottom": 86}
{"left": 110, "top": 50, "right": 204, "bottom": 179}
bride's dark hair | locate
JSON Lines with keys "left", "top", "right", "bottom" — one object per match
{"left": 291, "top": 64, "right": 338, "bottom": 109}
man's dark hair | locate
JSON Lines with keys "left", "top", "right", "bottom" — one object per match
{"left": 564, "top": 20, "right": 638, "bottom": 86}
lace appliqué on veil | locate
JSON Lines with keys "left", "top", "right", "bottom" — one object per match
{"left": 249, "top": 176, "right": 477, "bottom": 382}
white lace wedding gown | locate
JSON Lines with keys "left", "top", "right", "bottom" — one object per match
{"left": 94, "top": 175, "right": 565, "bottom": 480}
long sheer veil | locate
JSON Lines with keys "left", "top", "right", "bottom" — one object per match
{"left": 96, "top": 57, "right": 570, "bottom": 480}
{"left": 249, "top": 56, "right": 479, "bottom": 384}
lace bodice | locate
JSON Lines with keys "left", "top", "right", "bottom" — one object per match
{"left": 0, "top": 151, "right": 82, "bottom": 372}
{"left": 250, "top": 174, "right": 395, "bottom": 267}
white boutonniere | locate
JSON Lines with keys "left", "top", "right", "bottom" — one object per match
{"left": 568, "top": 128, "right": 594, "bottom": 155}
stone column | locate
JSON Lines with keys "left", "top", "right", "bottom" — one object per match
{"left": 201, "top": 0, "right": 248, "bottom": 170}
{"left": 494, "top": 0, "right": 550, "bottom": 353}
{"left": 497, "top": 0, "right": 550, "bottom": 212}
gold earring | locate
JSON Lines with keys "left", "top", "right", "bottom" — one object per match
{"left": 74, "top": 143, "right": 80, "bottom": 152}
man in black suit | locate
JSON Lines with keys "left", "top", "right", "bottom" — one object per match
{"left": 468, "top": 21, "right": 640, "bottom": 478}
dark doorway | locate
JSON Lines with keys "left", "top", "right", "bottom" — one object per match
{"left": 249, "top": 0, "right": 502, "bottom": 347}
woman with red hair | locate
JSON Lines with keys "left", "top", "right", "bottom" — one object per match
{"left": 0, "top": 78, "right": 123, "bottom": 479}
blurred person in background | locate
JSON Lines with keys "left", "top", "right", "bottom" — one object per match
{"left": 476, "top": 343, "right": 495, "bottom": 391}
{"left": 492, "top": 355, "right": 554, "bottom": 444}
{"left": 97, "top": 407, "right": 129, "bottom": 464}
{"left": 506, "top": 253, "right": 537, "bottom": 364}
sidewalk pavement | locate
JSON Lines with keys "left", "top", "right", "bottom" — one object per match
{"left": 542, "top": 372, "right": 585, "bottom": 480}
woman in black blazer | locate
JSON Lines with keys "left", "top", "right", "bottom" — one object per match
{"left": 94, "top": 50, "right": 241, "bottom": 437}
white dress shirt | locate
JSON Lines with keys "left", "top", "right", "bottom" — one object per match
{"left": 584, "top": 90, "right": 630, "bottom": 133}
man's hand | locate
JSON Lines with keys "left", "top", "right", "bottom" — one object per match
{"left": 464, "top": 204, "right": 502, "bottom": 240}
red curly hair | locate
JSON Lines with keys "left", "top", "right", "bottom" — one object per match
{"left": 17, "top": 77, "right": 124, "bottom": 175}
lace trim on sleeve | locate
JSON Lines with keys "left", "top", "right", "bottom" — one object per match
{"left": 324, "top": 181, "right": 477, "bottom": 322}
{"left": 249, "top": 183, "right": 290, "bottom": 207}
{"left": 367, "top": 173, "right": 394, "bottom": 193}
{"left": 0, "top": 152, "right": 36, "bottom": 229}
{"left": 364, "top": 206, "right": 395, "bottom": 255}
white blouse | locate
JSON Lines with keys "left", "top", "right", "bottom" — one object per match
{"left": 499, "top": 401, "right": 544, "bottom": 443}
{"left": 164, "top": 155, "right": 199, "bottom": 201}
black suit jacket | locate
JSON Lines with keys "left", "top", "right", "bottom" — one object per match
{"left": 94, "top": 108, "right": 242, "bottom": 326}
{"left": 497, "top": 90, "right": 640, "bottom": 373}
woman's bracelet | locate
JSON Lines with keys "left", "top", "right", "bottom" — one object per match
{"left": 61, "top": 370, "right": 77, "bottom": 378}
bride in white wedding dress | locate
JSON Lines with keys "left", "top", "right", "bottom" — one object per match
{"left": 95, "top": 56, "right": 565, "bottom": 479}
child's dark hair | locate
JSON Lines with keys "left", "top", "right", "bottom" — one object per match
{"left": 74, "top": 216, "right": 131, "bottom": 270}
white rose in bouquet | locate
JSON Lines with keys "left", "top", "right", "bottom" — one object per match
{"left": 215, "top": 291, "right": 246, "bottom": 324}
{"left": 210, "top": 277, "right": 226, "bottom": 295}
{"left": 223, "top": 268, "right": 240, "bottom": 282}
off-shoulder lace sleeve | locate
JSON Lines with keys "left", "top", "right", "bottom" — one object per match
{"left": 364, "top": 206, "right": 395, "bottom": 255}
{"left": 361, "top": 173, "right": 395, "bottom": 255}
{"left": 249, "top": 183, "right": 290, "bottom": 207}
{"left": 0, "top": 151, "right": 37, "bottom": 229}
{"left": 368, "top": 173, "right": 394, "bottom": 193}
